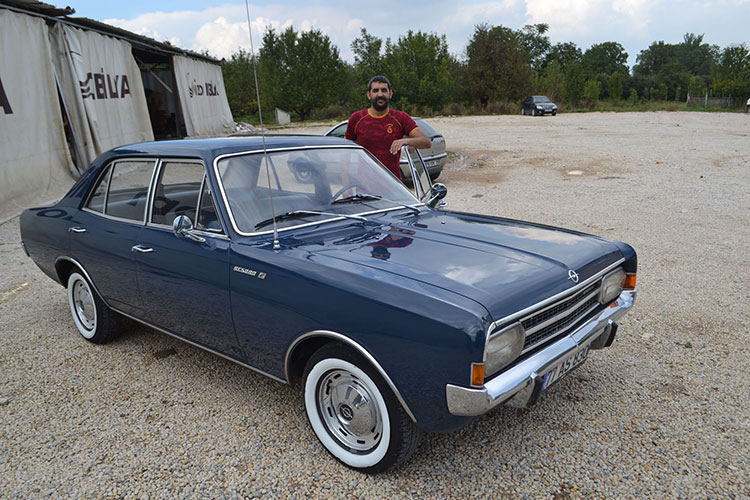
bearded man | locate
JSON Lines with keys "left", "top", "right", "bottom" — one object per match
{"left": 345, "top": 76, "right": 431, "bottom": 180}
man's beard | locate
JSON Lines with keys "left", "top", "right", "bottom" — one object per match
{"left": 371, "top": 95, "right": 389, "bottom": 111}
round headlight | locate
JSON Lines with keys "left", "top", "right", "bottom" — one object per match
{"left": 485, "top": 322, "right": 525, "bottom": 376}
{"left": 600, "top": 268, "right": 626, "bottom": 304}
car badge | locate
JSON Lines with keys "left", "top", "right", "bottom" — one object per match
{"left": 568, "top": 270, "right": 579, "bottom": 283}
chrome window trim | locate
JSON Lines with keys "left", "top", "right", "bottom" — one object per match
{"left": 104, "top": 158, "right": 159, "bottom": 224}
{"left": 82, "top": 161, "right": 114, "bottom": 214}
{"left": 285, "top": 330, "right": 417, "bottom": 423}
{"left": 212, "top": 145, "right": 424, "bottom": 237}
{"left": 487, "top": 258, "right": 626, "bottom": 336}
{"left": 147, "top": 157, "right": 207, "bottom": 226}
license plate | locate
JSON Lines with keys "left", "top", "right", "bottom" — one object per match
{"left": 426, "top": 160, "right": 438, "bottom": 168}
{"left": 542, "top": 346, "right": 590, "bottom": 390}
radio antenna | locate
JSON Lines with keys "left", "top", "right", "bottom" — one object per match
{"left": 245, "top": 0, "right": 280, "bottom": 250}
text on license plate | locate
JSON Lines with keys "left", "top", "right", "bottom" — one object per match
{"left": 542, "top": 346, "right": 590, "bottom": 390}
{"left": 426, "top": 160, "right": 438, "bottom": 167}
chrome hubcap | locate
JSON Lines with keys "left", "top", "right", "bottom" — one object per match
{"left": 73, "top": 280, "right": 96, "bottom": 330}
{"left": 317, "top": 369, "right": 383, "bottom": 453}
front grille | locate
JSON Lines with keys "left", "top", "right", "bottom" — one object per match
{"left": 520, "top": 281, "right": 602, "bottom": 353}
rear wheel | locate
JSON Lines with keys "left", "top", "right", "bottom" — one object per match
{"left": 303, "top": 344, "right": 420, "bottom": 473}
{"left": 521, "top": 108, "right": 526, "bottom": 115}
{"left": 67, "top": 272, "right": 121, "bottom": 344}
{"left": 531, "top": 108, "right": 537, "bottom": 116}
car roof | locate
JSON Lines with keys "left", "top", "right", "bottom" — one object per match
{"left": 110, "top": 135, "right": 355, "bottom": 158}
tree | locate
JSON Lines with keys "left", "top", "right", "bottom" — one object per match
{"left": 607, "top": 72, "right": 623, "bottom": 102}
{"left": 712, "top": 43, "right": 750, "bottom": 98}
{"left": 583, "top": 79, "right": 601, "bottom": 106}
{"left": 221, "top": 49, "right": 257, "bottom": 118}
{"left": 562, "top": 62, "right": 585, "bottom": 106}
{"left": 465, "top": 24, "right": 533, "bottom": 107}
{"left": 381, "top": 30, "right": 458, "bottom": 111}
{"left": 544, "top": 42, "right": 583, "bottom": 70}
{"left": 258, "top": 26, "right": 347, "bottom": 121}
{"left": 582, "top": 42, "right": 629, "bottom": 77}
{"left": 518, "top": 23, "right": 551, "bottom": 70}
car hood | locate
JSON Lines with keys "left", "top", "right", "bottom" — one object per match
{"left": 287, "top": 210, "right": 624, "bottom": 322}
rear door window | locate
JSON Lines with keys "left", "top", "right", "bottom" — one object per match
{"left": 86, "top": 160, "right": 156, "bottom": 222}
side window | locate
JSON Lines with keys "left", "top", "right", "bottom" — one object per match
{"left": 88, "top": 160, "right": 155, "bottom": 221}
{"left": 196, "top": 180, "right": 223, "bottom": 233}
{"left": 86, "top": 167, "right": 111, "bottom": 213}
{"left": 151, "top": 161, "right": 205, "bottom": 226}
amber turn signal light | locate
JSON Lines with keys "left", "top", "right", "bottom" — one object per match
{"left": 622, "top": 273, "right": 637, "bottom": 290}
{"left": 471, "top": 363, "right": 485, "bottom": 387}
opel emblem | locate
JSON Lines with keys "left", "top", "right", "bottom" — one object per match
{"left": 339, "top": 404, "right": 354, "bottom": 420}
{"left": 568, "top": 270, "right": 579, "bottom": 283}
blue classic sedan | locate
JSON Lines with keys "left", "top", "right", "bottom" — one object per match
{"left": 20, "top": 135, "right": 637, "bottom": 472}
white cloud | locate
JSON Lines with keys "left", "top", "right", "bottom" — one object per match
{"left": 104, "top": 5, "right": 372, "bottom": 60}
{"left": 524, "top": 0, "right": 654, "bottom": 37}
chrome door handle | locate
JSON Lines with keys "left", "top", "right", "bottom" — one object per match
{"left": 131, "top": 245, "right": 154, "bottom": 253}
{"left": 69, "top": 227, "right": 87, "bottom": 233}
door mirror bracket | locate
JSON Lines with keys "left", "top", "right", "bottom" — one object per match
{"left": 172, "top": 215, "right": 206, "bottom": 243}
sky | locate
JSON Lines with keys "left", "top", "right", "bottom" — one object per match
{"left": 65, "top": 0, "right": 750, "bottom": 69}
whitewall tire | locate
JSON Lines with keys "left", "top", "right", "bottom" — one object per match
{"left": 303, "top": 344, "right": 420, "bottom": 473}
{"left": 67, "top": 271, "right": 121, "bottom": 344}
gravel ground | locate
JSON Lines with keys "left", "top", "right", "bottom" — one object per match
{"left": 1, "top": 111, "right": 749, "bottom": 499}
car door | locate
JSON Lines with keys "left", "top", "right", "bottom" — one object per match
{"left": 69, "top": 159, "right": 156, "bottom": 316}
{"left": 134, "top": 159, "right": 241, "bottom": 359}
{"left": 401, "top": 146, "right": 433, "bottom": 202}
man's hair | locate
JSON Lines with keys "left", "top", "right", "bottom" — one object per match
{"left": 368, "top": 75, "right": 391, "bottom": 91}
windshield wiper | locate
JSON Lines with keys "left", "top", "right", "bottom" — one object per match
{"left": 332, "top": 193, "right": 421, "bottom": 214}
{"left": 254, "top": 210, "right": 368, "bottom": 230}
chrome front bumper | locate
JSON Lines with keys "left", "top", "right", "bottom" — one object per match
{"left": 446, "top": 290, "right": 636, "bottom": 416}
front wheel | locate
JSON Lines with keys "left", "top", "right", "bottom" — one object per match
{"left": 67, "top": 272, "right": 121, "bottom": 344}
{"left": 303, "top": 344, "right": 420, "bottom": 473}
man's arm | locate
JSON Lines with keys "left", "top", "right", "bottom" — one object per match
{"left": 389, "top": 128, "right": 431, "bottom": 154}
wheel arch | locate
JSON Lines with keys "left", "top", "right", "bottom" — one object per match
{"left": 54, "top": 257, "right": 108, "bottom": 308}
{"left": 285, "top": 330, "right": 417, "bottom": 423}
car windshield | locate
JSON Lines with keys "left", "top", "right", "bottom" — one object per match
{"left": 216, "top": 147, "right": 420, "bottom": 233}
{"left": 533, "top": 96, "right": 552, "bottom": 103}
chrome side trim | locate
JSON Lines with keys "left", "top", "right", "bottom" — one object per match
{"left": 110, "top": 308, "right": 287, "bottom": 384}
{"left": 285, "top": 330, "right": 417, "bottom": 423}
{"left": 488, "top": 258, "right": 625, "bottom": 333}
{"left": 447, "top": 289, "right": 636, "bottom": 416}
{"left": 53, "top": 257, "right": 286, "bottom": 384}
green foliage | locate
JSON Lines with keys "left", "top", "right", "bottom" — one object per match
{"left": 381, "top": 30, "right": 458, "bottom": 111}
{"left": 221, "top": 49, "right": 257, "bottom": 118}
{"left": 220, "top": 24, "right": 749, "bottom": 121}
{"left": 583, "top": 79, "right": 601, "bottom": 106}
{"left": 258, "top": 26, "right": 347, "bottom": 121}
{"left": 562, "top": 62, "right": 585, "bottom": 106}
{"left": 518, "top": 24, "right": 551, "bottom": 70}
{"left": 607, "top": 72, "right": 623, "bottom": 101}
{"left": 712, "top": 43, "right": 750, "bottom": 98}
{"left": 582, "top": 42, "right": 628, "bottom": 77}
{"left": 465, "top": 24, "right": 532, "bottom": 107}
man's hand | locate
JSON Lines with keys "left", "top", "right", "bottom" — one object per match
{"left": 389, "top": 130, "right": 432, "bottom": 154}
{"left": 391, "top": 128, "right": 432, "bottom": 155}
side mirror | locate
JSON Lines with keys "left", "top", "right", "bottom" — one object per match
{"left": 172, "top": 215, "right": 206, "bottom": 243}
{"left": 426, "top": 183, "right": 448, "bottom": 208}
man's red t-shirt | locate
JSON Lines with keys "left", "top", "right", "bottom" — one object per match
{"left": 344, "top": 109, "right": 418, "bottom": 179}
